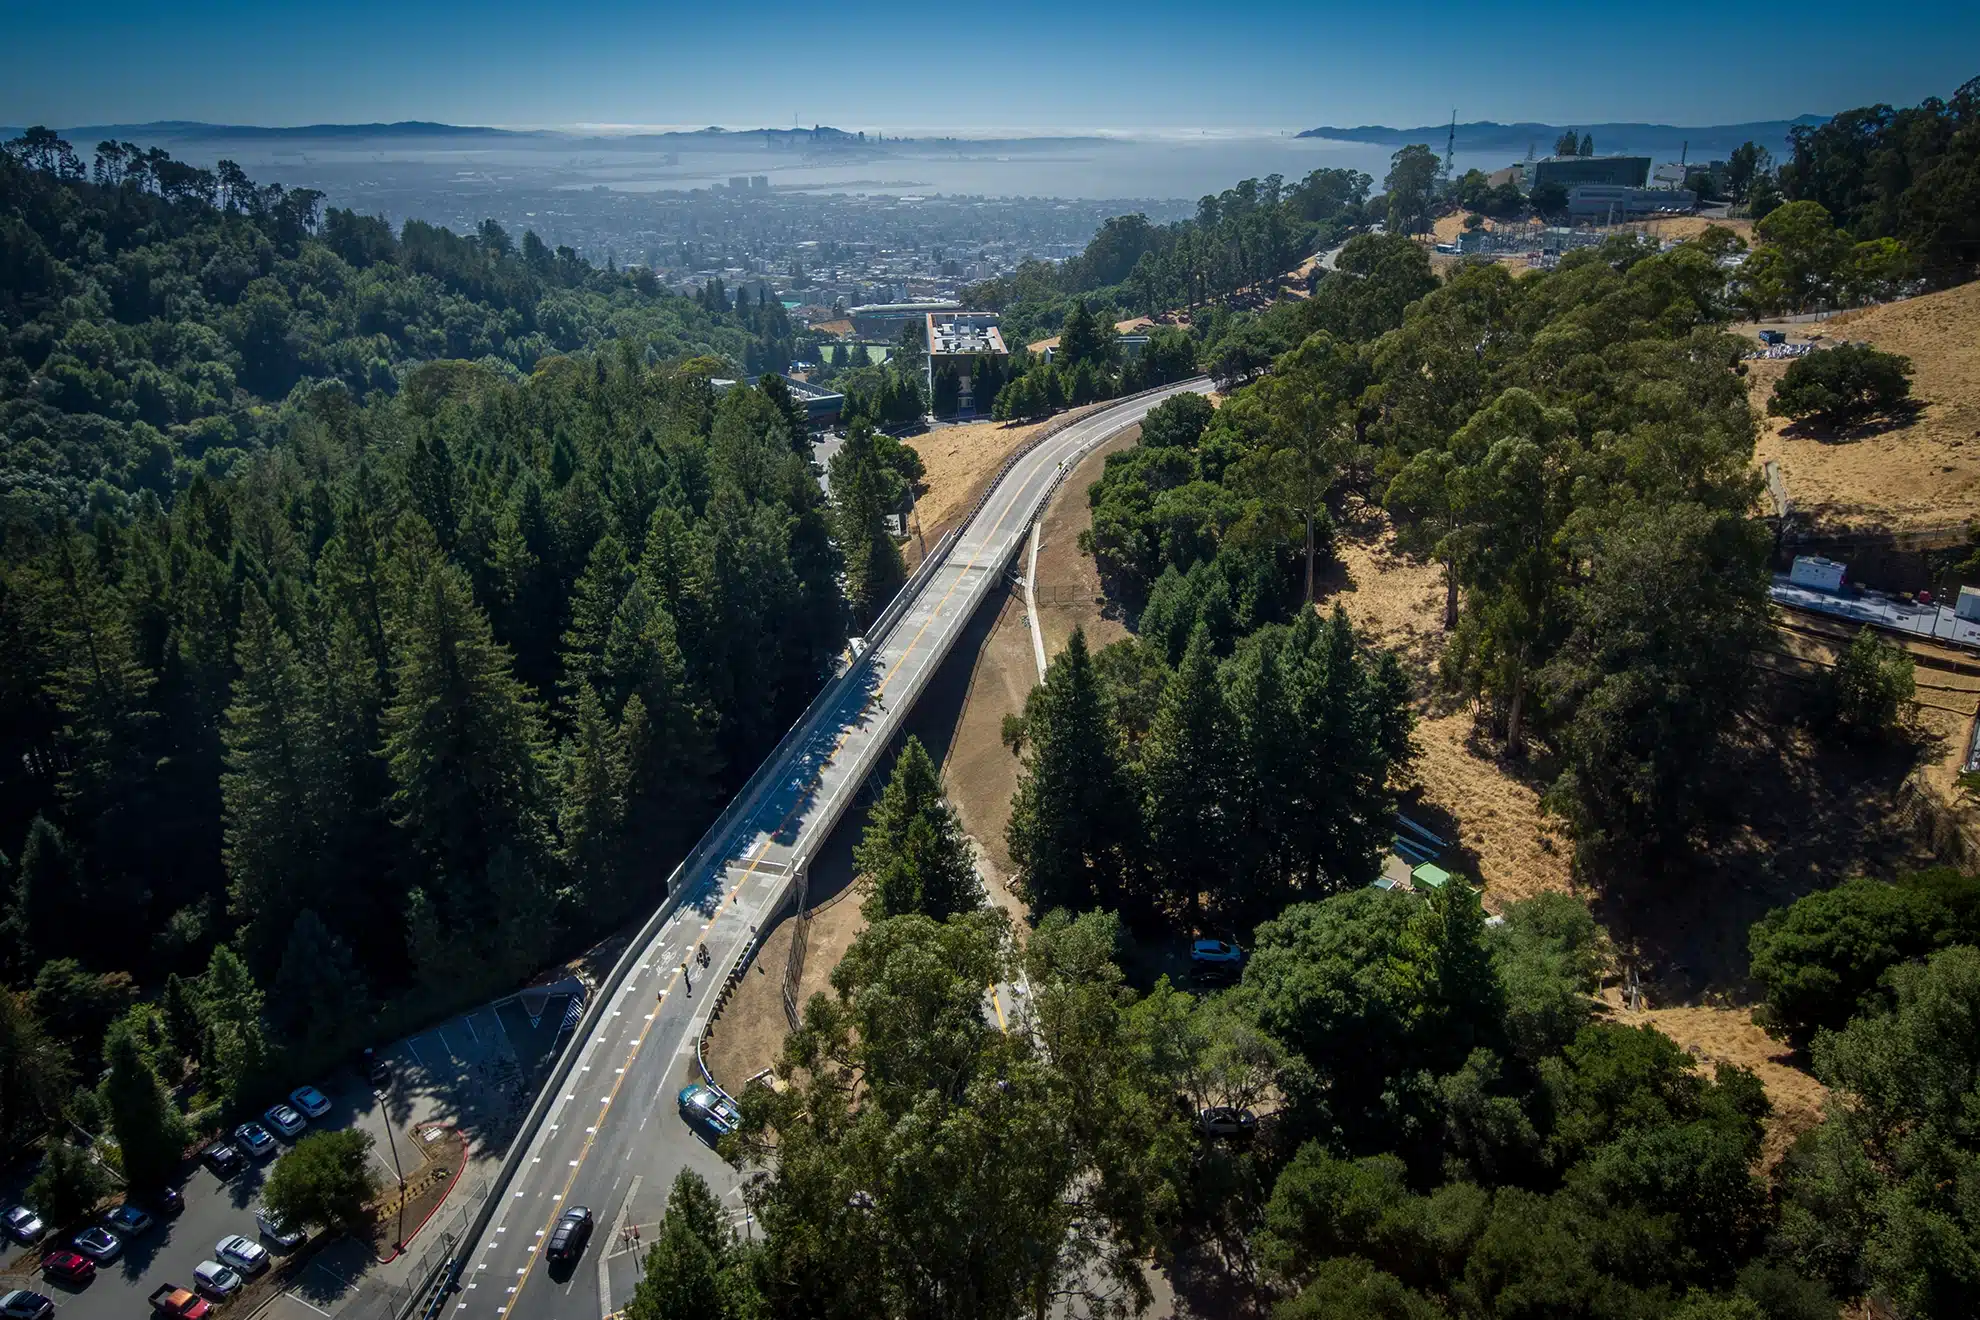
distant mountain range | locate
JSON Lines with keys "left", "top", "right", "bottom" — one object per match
{"left": 1298, "top": 116, "right": 1829, "bottom": 161}
{"left": 3, "top": 120, "right": 1118, "bottom": 153}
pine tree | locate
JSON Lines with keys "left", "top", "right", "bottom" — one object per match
{"left": 1007, "top": 629, "right": 1138, "bottom": 914}
{"left": 855, "top": 737, "right": 980, "bottom": 922}
{"left": 197, "top": 945, "right": 268, "bottom": 1105}
{"left": 561, "top": 536, "right": 633, "bottom": 706}
{"left": 222, "top": 592, "right": 320, "bottom": 972}
{"left": 557, "top": 684, "right": 632, "bottom": 913}
{"left": 1282, "top": 608, "right": 1397, "bottom": 893}
{"left": 1140, "top": 628, "right": 1240, "bottom": 925}
{"left": 161, "top": 973, "right": 204, "bottom": 1066}
{"left": 103, "top": 1013, "right": 187, "bottom": 1189}
{"left": 829, "top": 422, "right": 906, "bottom": 627}
{"left": 45, "top": 531, "right": 156, "bottom": 951}
{"left": 1223, "top": 631, "right": 1300, "bottom": 920}
{"left": 10, "top": 814, "right": 86, "bottom": 966}
{"left": 268, "top": 909, "right": 370, "bottom": 1042}
{"left": 383, "top": 549, "right": 552, "bottom": 945}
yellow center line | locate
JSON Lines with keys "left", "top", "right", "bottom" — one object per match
{"left": 494, "top": 414, "right": 1089, "bottom": 1317}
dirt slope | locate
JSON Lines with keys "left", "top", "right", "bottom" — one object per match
{"left": 1746, "top": 279, "right": 1980, "bottom": 532}
{"left": 1317, "top": 503, "right": 1576, "bottom": 907}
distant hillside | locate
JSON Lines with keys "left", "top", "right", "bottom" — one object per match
{"left": 21, "top": 119, "right": 545, "bottom": 142}
{"left": 1299, "top": 116, "right": 1829, "bottom": 160}
{"left": 4, "top": 120, "right": 1118, "bottom": 154}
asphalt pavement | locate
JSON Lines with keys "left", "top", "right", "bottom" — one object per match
{"left": 458, "top": 381, "right": 1214, "bottom": 1320}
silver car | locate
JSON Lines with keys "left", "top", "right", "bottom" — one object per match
{"left": 193, "top": 1261, "right": 242, "bottom": 1300}
{"left": 262, "top": 1105, "right": 305, "bottom": 1139}
{"left": 2, "top": 1205, "right": 44, "bottom": 1244}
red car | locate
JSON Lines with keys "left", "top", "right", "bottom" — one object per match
{"left": 42, "top": 1250, "right": 95, "bottom": 1285}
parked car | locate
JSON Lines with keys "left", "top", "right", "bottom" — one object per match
{"left": 103, "top": 1204, "right": 155, "bottom": 1237}
{"left": 69, "top": 1226, "right": 121, "bottom": 1263}
{"left": 0, "top": 1290, "right": 54, "bottom": 1320}
{"left": 233, "top": 1123, "right": 276, "bottom": 1160}
{"left": 2, "top": 1205, "right": 44, "bottom": 1244}
{"left": 148, "top": 1187, "right": 186, "bottom": 1217}
{"left": 262, "top": 1104, "right": 305, "bottom": 1139}
{"left": 1194, "top": 1105, "right": 1258, "bottom": 1138}
{"left": 1188, "top": 938, "right": 1242, "bottom": 965}
{"left": 288, "top": 1086, "right": 331, "bottom": 1119}
{"left": 362, "top": 1049, "right": 390, "bottom": 1088}
{"left": 254, "top": 1208, "right": 303, "bottom": 1251}
{"left": 41, "top": 1251, "right": 95, "bottom": 1286}
{"left": 192, "top": 1262, "right": 242, "bottom": 1300}
{"left": 676, "top": 1083, "right": 739, "bottom": 1139}
{"left": 214, "top": 1235, "right": 269, "bottom": 1275}
{"left": 204, "top": 1143, "right": 245, "bottom": 1179}
{"left": 544, "top": 1207, "right": 593, "bottom": 1265}
{"left": 148, "top": 1285, "right": 211, "bottom": 1320}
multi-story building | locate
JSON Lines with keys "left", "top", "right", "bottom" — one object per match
{"left": 1529, "top": 154, "right": 1653, "bottom": 191}
{"left": 924, "top": 312, "right": 1006, "bottom": 412}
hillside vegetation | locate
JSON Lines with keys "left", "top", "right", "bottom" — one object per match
{"left": 0, "top": 131, "right": 801, "bottom": 524}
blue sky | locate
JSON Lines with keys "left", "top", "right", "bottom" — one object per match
{"left": 4, "top": 0, "right": 1974, "bottom": 132}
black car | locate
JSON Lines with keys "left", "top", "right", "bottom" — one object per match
{"left": 0, "top": 1290, "right": 54, "bottom": 1320}
{"left": 544, "top": 1207, "right": 593, "bottom": 1265}
{"left": 363, "top": 1048, "right": 390, "bottom": 1088}
{"left": 205, "top": 1143, "right": 245, "bottom": 1179}
{"left": 149, "top": 1187, "right": 186, "bottom": 1216}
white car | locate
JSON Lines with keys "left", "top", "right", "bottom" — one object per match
{"left": 287, "top": 1086, "right": 331, "bottom": 1119}
{"left": 255, "top": 1208, "right": 303, "bottom": 1250}
{"left": 262, "top": 1104, "right": 305, "bottom": 1139}
{"left": 193, "top": 1261, "right": 243, "bottom": 1299}
{"left": 215, "top": 1234, "right": 269, "bottom": 1274}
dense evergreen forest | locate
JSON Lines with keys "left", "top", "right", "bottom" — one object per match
{"left": 0, "top": 130, "right": 804, "bottom": 525}
{"left": 0, "top": 133, "right": 863, "bottom": 1152}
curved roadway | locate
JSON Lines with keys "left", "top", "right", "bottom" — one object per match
{"left": 453, "top": 379, "right": 1214, "bottom": 1320}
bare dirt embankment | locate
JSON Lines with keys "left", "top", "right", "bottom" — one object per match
{"left": 1743, "top": 279, "right": 1980, "bottom": 533}
{"left": 1318, "top": 502, "right": 1576, "bottom": 906}
{"left": 1031, "top": 427, "right": 1140, "bottom": 658}
{"left": 904, "top": 413, "right": 1095, "bottom": 568}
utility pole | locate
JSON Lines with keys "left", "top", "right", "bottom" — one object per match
{"left": 380, "top": 1106, "right": 407, "bottom": 1249}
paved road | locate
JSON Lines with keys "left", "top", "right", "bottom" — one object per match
{"left": 457, "top": 380, "right": 1213, "bottom": 1320}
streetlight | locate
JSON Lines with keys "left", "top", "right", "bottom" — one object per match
{"left": 371, "top": 1053, "right": 408, "bottom": 1250}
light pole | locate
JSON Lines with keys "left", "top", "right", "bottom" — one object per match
{"left": 376, "top": 1074, "right": 407, "bottom": 1250}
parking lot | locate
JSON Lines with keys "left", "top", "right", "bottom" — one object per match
{"left": 2, "top": 978, "right": 582, "bottom": 1320}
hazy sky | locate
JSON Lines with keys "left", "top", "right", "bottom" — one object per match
{"left": 5, "top": 0, "right": 1974, "bottom": 132}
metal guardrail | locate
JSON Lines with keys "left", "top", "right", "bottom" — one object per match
{"left": 437, "top": 504, "right": 970, "bottom": 1293}
{"left": 442, "top": 380, "right": 1210, "bottom": 1298}
{"left": 683, "top": 377, "right": 1214, "bottom": 1086}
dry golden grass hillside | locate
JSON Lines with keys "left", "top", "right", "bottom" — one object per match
{"left": 1745, "top": 279, "right": 1980, "bottom": 532}
{"left": 1317, "top": 502, "right": 1576, "bottom": 908}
